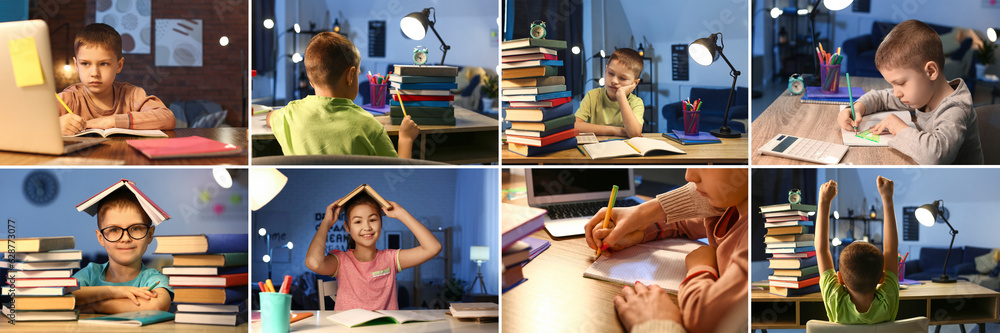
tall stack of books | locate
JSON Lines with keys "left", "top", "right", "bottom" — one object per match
{"left": 501, "top": 203, "right": 550, "bottom": 292}
{"left": 389, "top": 65, "right": 460, "bottom": 125}
{"left": 760, "top": 203, "right": 820, "bottom": 297}
{"left": 501, "top": 38, "right": 577, "bottom": 156}
{"left": 155, "top": 234, "right": 249, "bottom": 326}
{"left": 2, "top": 236, "right": 80, "bottom": 322}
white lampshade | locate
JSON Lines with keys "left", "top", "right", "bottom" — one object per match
{"left": 689, "top": 37, "right": 716, "bottom": 66}
{"left": 401, "top": 9, "right": 430, "bottom": 40}
{"left": 823, "top": 0, "right": 854, "bottom": 11}
{"left": 470, "top": 246, "right": 490, "bottom": 262}
{"left": 213, "top": 167, "right": 233, "bottom": 188}
{"left": 251, "top": 168, "right": 287, "bottom": 211}
{"left": 988, "top": 28, "right": 997, "bottom": 43}
{"left": 915, "top": 202, "right": 940, "bottom": 227}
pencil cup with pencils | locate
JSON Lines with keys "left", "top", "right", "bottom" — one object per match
{"left": 683, "top": 109, "right": 700, "bottom": 135}
{"left": 898, "top": 262, "right": 906, "bottom": 282}
{"left": 370, "top": 82, "right": 389, "bottom": 108}
{"left": 260, "top": 292, "right": 292, "bottom": 333}
{"left": 820, "top": 64, "right": 841, "bottom": 94}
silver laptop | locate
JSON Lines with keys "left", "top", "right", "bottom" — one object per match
{"left": 526, "top": 168, "right": 644, "bottom": 238}
{"left": 0, "top": 20, "right": 105, "bottom": 156}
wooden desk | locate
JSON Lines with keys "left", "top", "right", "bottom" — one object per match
{"left": 751, "top": 280, "right": 1000, "bottom": 331}
{"left": 0, "top": 128, "right": 248, "bottom": 165}
{"left": 248, "top": 310, "right": 498, "bottom": 333}
{"left": 1, "top": 313, "right": 248, "bottom": 332}
{"left": 751, "top": 76, "right": 918, "bottom": 165}
{"left": 252, "top": 107, "right": 498, "bottom": 164}
{"left": 501, "top": 133, "right": 748, "bottom": 165}
{"left": 501, "top": 172, "right": 672, "bottom": 333}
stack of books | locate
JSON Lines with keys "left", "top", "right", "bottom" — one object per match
{"left": 501, "top": 38, "right": 577, "bottom": 156}
{"left": 760, "top": 203, "right": 820, "bottom": 297}
{"left": 2, "top": 236, "right": 80, "bottom": 322}
{"left": 389, "top": 65, "right": 460, "bottom": 125}
{"left": 501, "top": 203, "right": 550, "bottom": 292}
{"left": 155, "top": 234, "right": 249, "bottom": 326}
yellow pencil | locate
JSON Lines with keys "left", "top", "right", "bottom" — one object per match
{"left": 265, "top": 279, "right": 276, "bottom": 293}
{"left": 54, "top": 93, "right": 73, "bottom": 114}
{"left": 394, "top": 89, "right": 408, "bottom": 117}
{"left": 596, "top": 185, "right": 619, "bottom": 256}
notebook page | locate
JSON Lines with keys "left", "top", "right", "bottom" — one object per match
{"left": 583, "top": 238, "right": 706, "bottom": 293}
{"left": 840, "top": 111, "right": 914, "bottom": 147}
{"left": 376, "top": 310, "right": 445, "bottom": 323}
{"left": 628, "top": 137, "right": 685, "bottom": 155}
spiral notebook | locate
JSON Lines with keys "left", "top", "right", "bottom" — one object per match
{"left": 583, "top": 238, "right": 706, "bottom": 293}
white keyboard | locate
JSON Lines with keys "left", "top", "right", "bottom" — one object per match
{"left": 758, "top": 134, "right": 848, "bottom": 164}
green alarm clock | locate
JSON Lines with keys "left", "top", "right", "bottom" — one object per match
{"left": 788, "top": 189, "right": 802, "bottom": 204}
{"left": 788, "top": 74, "right": 805, "bottom": 95}
{"left": 413, "top": 46, "right": 428, "bottom": 66}
{"left": 530, "top": 20, "right": 547, "bottom": 39}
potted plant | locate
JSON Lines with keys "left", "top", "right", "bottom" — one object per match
{"left": 976, "top": 41, "right": 996, "bottom": 78}
{"left": 438, "top": 274, "right": 468, "bottom": 304}
{"left": 482, "top": 74, "right": 499, "bottom": 110}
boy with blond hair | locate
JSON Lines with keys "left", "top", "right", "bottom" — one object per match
{"left": 838, "top": 19, "right": 983, "bottom": 164}
{"left": 267, "top": 32, "right": 418, "bottom": 157}
{"left": 575, "top": 48, "right": 645, "bottom": 138}
{"left": 58, "top": 23, "right": 175, "bottom": 136}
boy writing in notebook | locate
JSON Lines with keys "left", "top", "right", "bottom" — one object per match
{"left": 575, "top": 48, "right": 645, "bottom": 138}
{"left": 816, "top": 177, "right": 899, "bottom": 324}
{"left": 58, "top": 23, "right": 175, "bottom": 136}
{"left": 71, "top": 187, "right": 172, "bottom": 313}
{"left": 836, "top": 19, "right": 982, "bottom": 164}
{"left": 584, "top": 168, "right": 748, "bottom": 333}
{"left": 266, "top": 32, "right": 419, "bottom": 157}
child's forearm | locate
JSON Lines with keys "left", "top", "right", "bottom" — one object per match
{"left": 85, "top": 292, "right": 170, "bottom": 314}
{"left": 575, "top": 120, "right": 626, "bottom": 137}
{"left": 397, "top": 137, "right": 413, "bottom": 159}
{"left": 73, "top": 286, "right": 113, "bottom": 305}
{"left": 305, "top": 220, "right": 336, "bottom": 274}
{"left": 617, "top": 99, "right": 642, "bottom": 138}
{"left": 398, "top": 213, "right": 442, "bottom": 255}
{"left": 882, "top": 195, "right": 899, "bottom": 274}
{"left": 816, "top": 197, "right": 834, "bottom": 273}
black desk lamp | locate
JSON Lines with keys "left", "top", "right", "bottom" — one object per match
{"left": 401, "top": 7, "right": 451, "bottom": 65}
{"left": 915, "top": 200, "right": 958, "bottom": 283}
{"left": 805, "top": 0, "right": 853, "bottom": 86}
{"left": 689, "top": 32, "right": 742, "bottom": 138}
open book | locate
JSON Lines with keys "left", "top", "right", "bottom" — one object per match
{"left": 76, "top": 179, "right": 170, "bottom": 225}
{"left": 69, "top": 128, "right": 167, "bottom": 138}
{"left": 583, "top": 238, "right": 707, "bottom": 293}
{"left": 840, "top": 111, "right": 916, "bottom": 147}
{"left": 581, "top": 137, "right": 685, "bottom": 159}
{"left": 79, "top": 310, "right": 174, "bottom": 326}
{"left": 326, "top": 309, "right": 445, "bottom": 327}
{"left": 334, "top": 184, "right": 392, "bottom": 210}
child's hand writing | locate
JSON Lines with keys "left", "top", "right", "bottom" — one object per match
{"left": 868, "top": 113, "right": 907, "bottom": 135}
{"left": 589, "top": 216, "right": 643, "bottom": 253}
{"left": 876, "top": 175, "right": 893, "bottom": 198}
{"left": 836, "top": 102, "right": 866, "bottom": 131}
{"left": 584, "top": 204, "right": 659, "bottom": 252}
{"left": 60, "top": 113, "right": 85, "bottom": 135}
{"left": 685, "top": 245, "right": 718, "bottom": 272}
{"left": 819, "top": 180, "right": 837, "bottom": 204}
{"left": 108, "top": 286, "right": 157, "bottom": 306}
{"left": 383, "top": 201, "right": 409, "bottom": 220}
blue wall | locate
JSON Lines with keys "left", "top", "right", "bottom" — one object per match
{"left": 251, "top": 168, "right": 500, "bottom": 301}
{"left": 2, "top": 169, "right": 249, "bottom": 264}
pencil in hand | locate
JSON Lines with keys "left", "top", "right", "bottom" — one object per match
{"left": 596, "top": 185, "right": 619, "bottom": 257}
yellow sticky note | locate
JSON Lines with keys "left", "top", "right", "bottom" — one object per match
{"left": 8, "top": 36, "right": 45, "bottom": 87}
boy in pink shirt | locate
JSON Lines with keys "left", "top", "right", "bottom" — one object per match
{"left": 305, "top": 190, "right": 441, "bottom": 310}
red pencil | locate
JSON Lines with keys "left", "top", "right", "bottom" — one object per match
{"left": 258, "top": 281, "right": 266, "bottom": 292}
{"left": 279, "top": 275, "right": 293, "bottom": 294}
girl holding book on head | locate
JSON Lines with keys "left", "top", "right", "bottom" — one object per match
{"left": 305, "top": 186, "right": 442, "bottom": 310}
{"left": 583, "top": 169, "right": 749, "bottom": 333}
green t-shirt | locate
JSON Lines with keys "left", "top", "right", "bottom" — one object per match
{"left": 819, "top": 268, "right": 899, "bottom": 324}
{"left": 73, "top": 262, "right": 173, "bottom": 296}
{"left": 574, "top": 87, "right": 645, "bottom": 127}
{"left": 271, "top": 95, "right": 397, "bottom": 156}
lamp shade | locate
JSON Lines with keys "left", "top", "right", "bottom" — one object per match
{"left": 915, "top": 201, "right": 941, "bottom": 227}
{"left": 689, "top": 34, "right": 719, "bottom": 66}
{"left": 250, "top": 168, "right": 287, "bottom": 211}
{"left": 823, "top": 0, "right": 854, "bottom": 11}
{"left": 470, "top": 246, "right": 490, "bottom": 262}
{"left": 988, "top": 27, "right": 998, "bottom": 43}
{"left": 213, "top": 168, "right": 233, "bottom": 188}
{"left": 401, "top": 9, "right": 431, "bottom": 40}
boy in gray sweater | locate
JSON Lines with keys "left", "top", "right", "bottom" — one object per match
{"left": 837, "top": 19, "right": 983, "bottom": 164}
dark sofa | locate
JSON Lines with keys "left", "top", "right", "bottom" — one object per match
{"left": 903, "top": 246, "right": 995, "bottom": 280}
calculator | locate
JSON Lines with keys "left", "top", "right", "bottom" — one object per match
{"left": 758, "top": 134, "right": 848, "bottom": 164}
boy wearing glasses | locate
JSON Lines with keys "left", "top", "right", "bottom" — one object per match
{"left": 71, "top": 189, "right": 172, "bottom": 313}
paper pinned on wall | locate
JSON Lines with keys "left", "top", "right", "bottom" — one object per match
{"left": 8, "top": 36, "right": 45, "bottom": 87}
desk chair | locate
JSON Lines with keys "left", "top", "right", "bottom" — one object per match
{"left": 805, "top": 317, "right": 929, "bottom": 333}
{"left": 317, "top": 279, "right": 337, "bottom": 311}
{"left": 975, "top": 104, "right": 1000, "bottom": 164}
{"left": 252, "top": 155, "right": 449, "bottom": 165}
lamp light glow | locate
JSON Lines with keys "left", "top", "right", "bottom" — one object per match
{"left": 263, "top": 19, "right": 274, "bottom": 30}
{"left": 250, "top": 168, "right": 287, "bottom": 211}
{"left": 823, "top": 0, "right": 854, "bottom": 11}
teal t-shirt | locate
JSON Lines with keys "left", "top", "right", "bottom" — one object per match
{"left": 574, "top": 87, "right": 645, "bottom": 127}
{"left": 73, "top": 262, "right": 173, "bottom": 296}
{"left": 819, "top": 268, "right": 899, "bottom": 324}
{"left": 271, "top": 95, "right": 398, "bottom": 156}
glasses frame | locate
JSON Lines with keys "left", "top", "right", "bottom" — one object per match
{"left": 99, "top": 223, "right": 152, "bottom": 242}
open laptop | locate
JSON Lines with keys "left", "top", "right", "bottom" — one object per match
{"left": 526, "top": 169, "right": 644, "bottom": 238}
{"left": 0, "top": 20, "right": 106, "bottom": 155}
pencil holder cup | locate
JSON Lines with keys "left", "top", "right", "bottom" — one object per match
{"left": 820, "top": 64, "right": 841, "bottom": 94}
{"left": 370, "top": 83, "right": 389, "bottom": 108}
{"left": 260, "top": 292, "right": 292, "bottom": 333}
{"left": 898, "top": 263, "right": 906, "bottom": 282}
{"left": 683, "top": 109, "right": 700, "bottom": 135}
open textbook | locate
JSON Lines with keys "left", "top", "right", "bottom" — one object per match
{"left": 584, "top": 238, "right": 707, "bottom": 293}
{"left": 69, "top": 128, "right": 167, "bottom": 138}
{"left": 840, "top": 111, "right": 916, "bottom": 147}
{"left": 326, "top": 309, "right": 445, "bottom": 327}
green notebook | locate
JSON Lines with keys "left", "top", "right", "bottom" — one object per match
{"left": 79, "top": 310, "right": 174, "bottom": 326}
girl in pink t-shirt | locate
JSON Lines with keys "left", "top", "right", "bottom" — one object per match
{"left": 305, "top": 191, "right": 442, "bottom": 311}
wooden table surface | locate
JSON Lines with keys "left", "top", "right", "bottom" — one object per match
{"left": 1, "top": 313, "right": 248, "bottom": 332}
{"left": 252, "top": 107, "right": 499, "bottom": 138}
{"left": 502, "top": 133, "right": 748, "bottom": 165}
{"left": 751, "top": 76, "right": 917, "bottom": 165}
{"left": 0, "top": 128, "right": 248, "bottom": 165}
{"left": 501, "top": 171, "right": 674, "bottom": 333}
{"left": 249, "top": 310, "right": 498, "bottom": 333}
